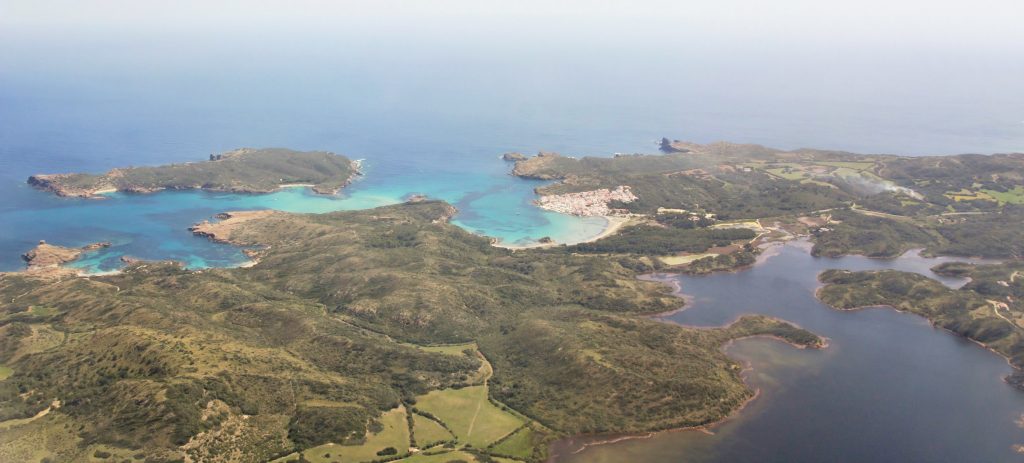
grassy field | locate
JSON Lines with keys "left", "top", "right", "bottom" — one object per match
{"left": 659, "top": 253, "right": 715, "bottom": 266}
{"left": 276, "top": 406, "right": 411, "bottom": 463}
{"left": 28, "top": 305, "right": 58, "bottom": 317}
{"left": 817, "top": 161, "right": 876, "bottom": 170}
{"left": 418, "top": 342, "right": 477, "bottom": 357}
{"left": 82, "top": 443, "right": 144, "bottom": 462}
{"left": 710, "top": 220, "right": 763, "bottom": 231}
{"left": 7, "top": 324, "right": 63, "bottom": 362}
{"left": 412, "top": 413, "right": 453, "bottom": 447}
{"left": 415, "top": 386, "right": 525, "bottom": 448}
{"left": 386, "top": 449, "right": 521, "bottom": 463}
{"left": 490, "top": 426, "right": 537, "bottom": 459}
{"left": 946, "top": 186, "right": 1024, "bottom": 205}
{"left": 765, "top": 167, "right": 807, "bottom": 180}
{"left": 982, "top": 186, "right": 1024, "bottom": 204}
{"left": 946, "top": 188, "right": 997, "bottom": 202}
{"left": 800, "top": 178, "right": 836, "bottom": 188}
{"left": 0, "top": 415, "right": 82, "bottom": 462}
{"left": 0, "top": 365, "right": 12, "bottom": 381}
{"left": 396, "top": 450, "right": 481, "bottom": 462}
{"left": 764, "top": 161, "right": 875, "bottom": 182}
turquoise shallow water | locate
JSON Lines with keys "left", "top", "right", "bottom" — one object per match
{"left": 2, "top": 26, "right": 1021, "bottom": 272}
{"left": 0, "top": 160, "right": 608, "bottom": 273}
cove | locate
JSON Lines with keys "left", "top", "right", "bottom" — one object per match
{"left": 551, "top": 241, "right": 1024, "bottom": 463}
{"left": 0, "top": 162, "right": 608, "bottom": 273}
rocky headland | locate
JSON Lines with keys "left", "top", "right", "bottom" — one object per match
{"left": 510, "top": 151, "right": 571, "bottom": 180}
{"left": 17, "top": 240, "right": 110, "bottom": 277}
{"left": 189, "top": 210, "right": 279, "bottom": 244}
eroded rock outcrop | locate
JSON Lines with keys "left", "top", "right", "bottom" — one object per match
{"left": 189, "top": 210, "right": 279, "bottom": 244}
{"left": 19, "top": 240, "right": 110, "bottom": 277}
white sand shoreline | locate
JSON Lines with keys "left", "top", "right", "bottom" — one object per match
{"left": 493, "top": 215, "right": 631, "bottom": 250}
{"left": 276, "top": 183, "right": 315, "bottom": 189}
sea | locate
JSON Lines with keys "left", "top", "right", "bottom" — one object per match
{"left": 2, "top": 16, "right": 1024, "bottom": 462}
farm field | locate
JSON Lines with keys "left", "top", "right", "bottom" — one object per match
{"left": 274, "top": 406, "right": 410, "bottom": 463}
{"left": 659, "top": 253, "right": 715, "bottom": 266}
{"left": 490, "top": 426, "right": 538, "bottom": 459}
{"left": 946, "top": 188, "right": 997, "bottom": 202}
{"left": 983, "top": 186, "right": 1024, "bottom": 204}
{"left": 414, "top": 385, "right": 525, "bottom": 448}
{"left": 412, "top": 413, "right": 453, "bottom": 446}
{"left": 817, "top": 161, "right": 876, "bottom": 170}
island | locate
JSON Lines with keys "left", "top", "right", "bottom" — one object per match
{"left": 502, "top": 152, "right": 528, "bottom": 162}
{"left": 0, "top": 200, "right": 822, "bottom": 462}
{"left": 27, "top": 148, "right": 361, "bottom": 198}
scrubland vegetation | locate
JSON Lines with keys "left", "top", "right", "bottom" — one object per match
{"left": 0, "top": 201, "right": 820, "bottom": 462}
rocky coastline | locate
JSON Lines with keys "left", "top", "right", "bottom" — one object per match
{"left": 17, "top": 240, "right": 110, "bottom": 277}
{"left": 510, "top": 151, "right": 567, "bottom": 180}
{"left": 189, "top": 210, "right": 278, "bottom": 244}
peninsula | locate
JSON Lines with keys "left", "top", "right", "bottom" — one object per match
{"left": 818, "top": 262, "right": 1024, "bottom": 388}
{"left": 0, "top": 200, "right": 822, "bottom": 462}
{"left": 509, "top": 141, "right": 1023, "bottom": 273}
{"left": 18, "top": 240, "right": 110, "bottom": 277}
{"left": 27, "top": 148, "right": 360, "bottom": 198}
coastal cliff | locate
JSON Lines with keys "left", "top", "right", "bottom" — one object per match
{"left": 189, "top": 210, "right": 279, "bottom": 244}
{"left": 28, "top": 148, "right": 360, "bottom": 198}
{"left": 510, "top": 151, "right": 572, "bottom": 180}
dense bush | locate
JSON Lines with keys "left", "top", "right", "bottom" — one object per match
{"left": 287, "top": 407, "right": 370, "bottom": 448}
{"left": 566, "top": 226, "right": 754, "bottom": 255}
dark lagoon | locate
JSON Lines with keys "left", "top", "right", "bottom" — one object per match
{"left": 552, "top": 241, "right": 1024, "bottom": 463}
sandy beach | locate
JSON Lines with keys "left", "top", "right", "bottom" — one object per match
{"left": 493, "top": 215, "right": 631, "bottom": 250}
{"left": 276, "top": 183, "right": 315, "bottom": 189}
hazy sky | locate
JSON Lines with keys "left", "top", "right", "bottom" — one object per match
{"left": 3, "top": 0, "right": 1024, "bottom": 52}
{"left": 1, "top": 1, "right": 1022, "bottom": 157}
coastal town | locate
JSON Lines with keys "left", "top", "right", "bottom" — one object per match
{"left": 534, "top": 185, "right": 638, "bottom": 216}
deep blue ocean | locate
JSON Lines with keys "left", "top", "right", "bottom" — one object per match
{"left": 2, "top": 31, "right": 1022, "bottom": 271}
